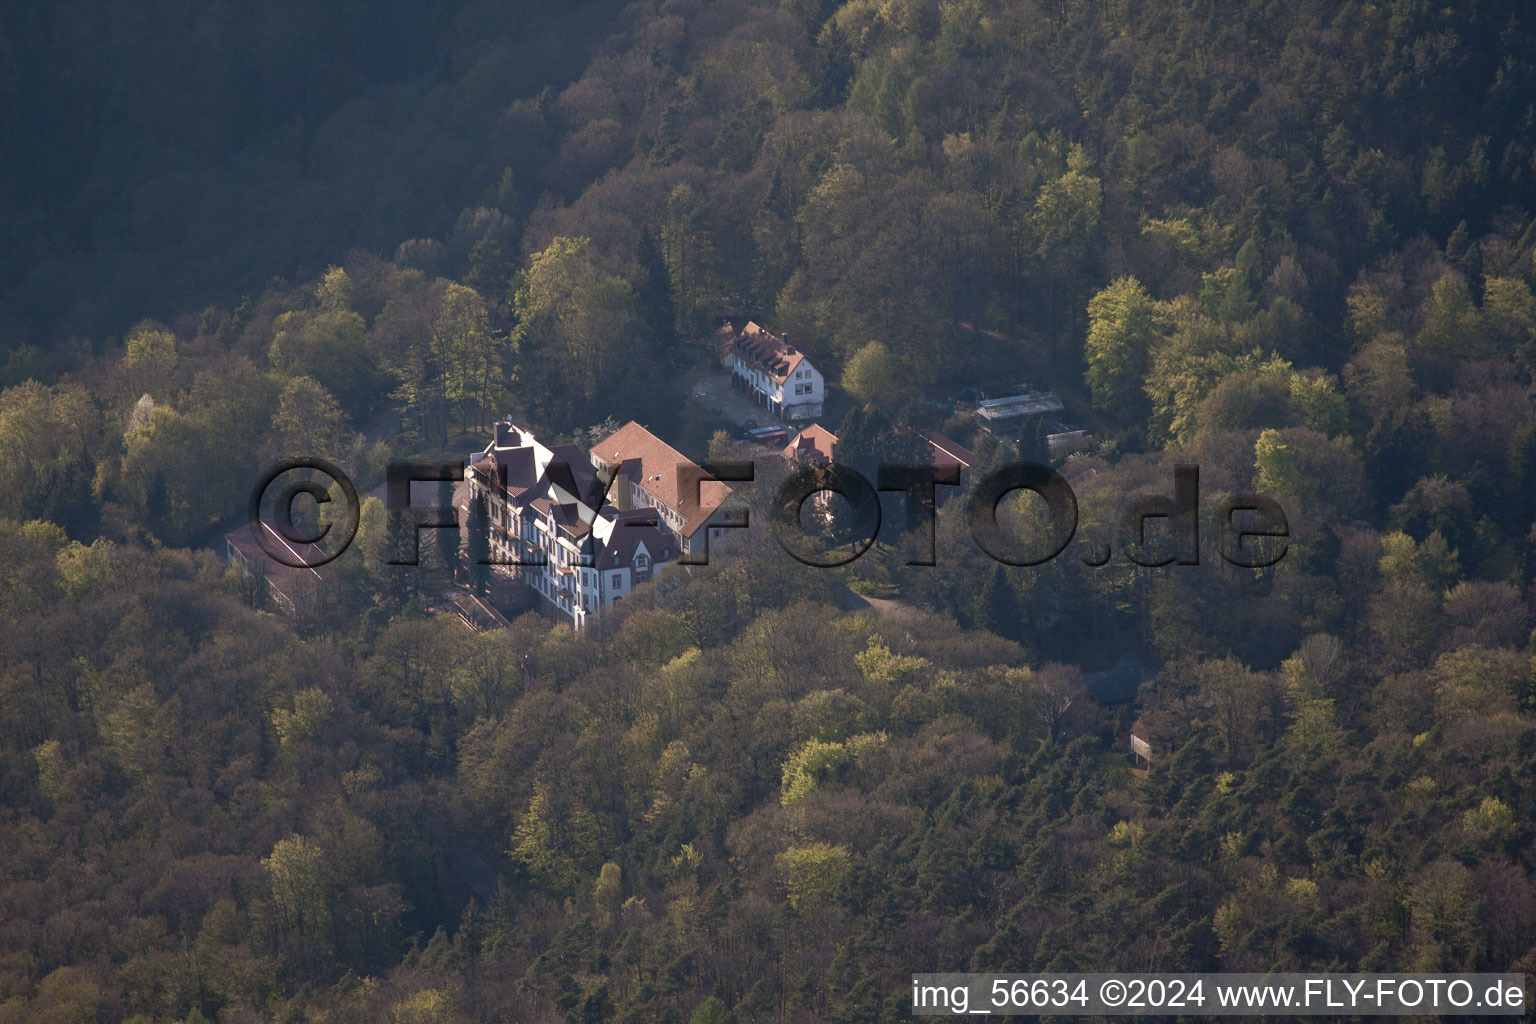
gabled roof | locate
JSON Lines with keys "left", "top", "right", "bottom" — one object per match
{"left": 922, "top": 430, "right": 974, "bottom": 469}
{"left": 470, "top": 438, "right": 540, "bottom": 494}
{"left": 729, "top": 321, "right": 817, "bottom": 383}
{"left": 782, "top": 424, "right": 838, "bottom": 465}
{"left": 225, "top": 524, "right": 329, "bottom": 605}
{"left": 592, "top": 509, "right": 674, "bottom": 570}
{"left": 544, "top": 444, "right": 604, "bottom": 504}
{"left": 475, "top": 426, "right": 613, "bottom": 541}
{"left": 713, "top": 322, "right": 737, "bottom": 357}
{"left": 548, "top": 500, "right": 593, "bottom": 540}
{"left": 590, "top": 421, "right": 732, "bottom": 538}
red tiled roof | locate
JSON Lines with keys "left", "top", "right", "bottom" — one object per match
{"left": 729, "top": 321, "right": 815, "bottom": 383}
{"left": 923, "top": 430, "right": 974, "bottom": 468}
{"left": 782, "top": 424, "right": 838, "bottom": 465}
{"left": 224, "top": 525, "right": 328, "bottom": 604}
{"left": 713, "top": 323, "right": 737, "bottom": 356}
{"left": 594, "top": 510, "right": 673, "bottom": 570}
{"left": 590, "top": 421, "right": 731, "bottom": 538}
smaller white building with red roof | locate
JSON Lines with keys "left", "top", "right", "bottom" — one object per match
{"left": 781, "top": 424, "right": 838, "bottom": 467}
{"left": 716, "top": 320, "right": 824, "bottom": 421}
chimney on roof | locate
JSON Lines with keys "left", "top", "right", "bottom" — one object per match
{"left": 495, "top": 421, "right": 511, "bottom": 447}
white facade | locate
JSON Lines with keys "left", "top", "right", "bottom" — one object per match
{"left": 725, "top": 321, "right": 824, "bottom": 421}
{"left": 514, "top": 507, "right": 659, "bottom": 630}
{"left": 467, "top": 423, "right": 675, "bottom": 631}
{"left": 588, "top": 421, "right": 740, "bottom": 559}
{"left": 735, "top": 356, "right": 824, "bottom": 421}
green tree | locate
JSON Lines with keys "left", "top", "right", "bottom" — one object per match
{"left": 270, "top": 687, "right": 334, "bottom": 746}
{"left": 514, "top": 237, "right": 644, "bottom": 428}
{"left": 1084, "top": 277, "right": 1157, "bottom": 418}
{"left": 690, "top": 996, "right": 735, "bottom": 1024}
{"left": 484, "top": 166, "right": 521, "bottom": 217}
{"left": 451, "top": 627, "right": 522, "bottom": 720}
{"left": 971, "top": 563, "right": 1020, "bottom": 639}
{"left": 373, "top": 275, "right": 464, "bottom": 444}
{"left": 1413, "top": 273, "right": 1488, "bottom": 377}
{"left": 1032, "top": 145, "right": 1102, "bottom": 256}
{"left": 811, "top": 20, "right": 854, "bottom": 107}
{"left": 1484, "top": 276, "right": 1536, "bottom": 375}
{"left": 777, "top": 842, "right": 851, "bottom": 909}
{"left": 510, "top": 782, "right": 601, "bottom": 893}
{"left": 118, "top": 404, "right": 210, "bottom": 544}
{"left": 467, "top": 493, "right": 491, "bottom": 595}
{"left": 593, "top": 862, "right": 623, "bottom": 929}
{"left": 1197, "top": 266, "right": 1257, "bottom": 325}
{"left": 358, "top": 495, "right": 391, "bottom": 577}
{"left": 315, "top": 264, "right": 354, "bottom": 311}
{"left": 121, "top": 320, "right": 178, "bottom": 400}
{"left": 841, "top": 340, "right": 898, "bottom": 408}
{"left": 268, "top": 306, "right": 376, "bottom": 420}
{"left": 435, "top": 282, "right": 503, "bottom": 432}
{"left": 264, "top": 835, "right": 331, "bottom": 938}
{"left": 634, "top": 228, "right": 677, "bottom": 359}
{"left": 661, "top": 183, "right": 722, "bottom": 334}
{"left": 264, "top": 376, "right": 361, "bottom": 467}
{"left": 0, "top": 380, "right": 101, "bottom": 537}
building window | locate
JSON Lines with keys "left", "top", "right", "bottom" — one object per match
{"left": 635, "top": 554, "right": 649, "bottom": 572}
{"left": 611, "top": 573, "right": 622, "bottom": 589}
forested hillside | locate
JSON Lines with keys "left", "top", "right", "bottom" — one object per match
{"left": 3, "top": 1, "right": 1536, "bottom": 1022}
{"left": 0, "top": 0, "right": 624, "bottom": 347}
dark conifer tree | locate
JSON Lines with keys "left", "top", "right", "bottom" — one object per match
{"left": 44, "top": 455, "right": 100, "bottom": 541}
{"left": 812, "top": 21, "right": 855, "bottom": 108}
{"left": 144, "top": 470, "right": 171, "bottom": 540}
{"left": 1018, "top": 417, "right": 1050, "bottom": 465}
{"left": 634, "top": 229, "right": 677, "bottom": 360}
{"left": 434, "top": 481, "right": 460, "bottom": 585}
{"left": 466, "top": 235, "right": 514, "bottom": 305}
{"left": 972, "top": 562, "right": 1020, "bottom": 639}
{"left": 467, "top": 493, "right": 491, "bottom": 595}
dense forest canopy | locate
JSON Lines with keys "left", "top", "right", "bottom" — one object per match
{"left": 3, "top": 0, "right": 1536, "bottom": 1022}
{"left": 0, "top": 0, "right": 624, "bottom": 346}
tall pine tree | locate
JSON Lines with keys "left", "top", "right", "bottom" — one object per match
{"left": 434, "top": 481, "right": 461, "bottom": 586}
{"left": 972, "top": 563, "right": 1021, "bottom": 640}
{"left": 467, "top": 493, "right": 491, "bottom": 596}
{"left": 633, "top": 229, "right": 677, "bottom": 360}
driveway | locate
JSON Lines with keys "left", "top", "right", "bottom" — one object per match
{"left": 688, "top": 363, "right": 851, "bottom": 434}
{"left": 690, "top": 366, "right": 776, "bottom": 430}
